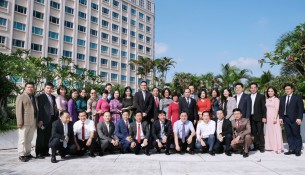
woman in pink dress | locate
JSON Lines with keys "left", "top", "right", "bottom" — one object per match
{"left": 96, "top": 90, "right": 110, "bottom": 123}
{"left": 109, "top": 90, "right": 123, "bottom": 124}
{"left": 168, "top": 92, "right": 180, "bottom": 128}
{"left": 264, "top": 87, "right": 284, "bottom": 154}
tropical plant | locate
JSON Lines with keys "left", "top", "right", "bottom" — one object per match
{"left": 154, "top": 57, "right": 176, "bottom": 87}
{"left": 129, "top": 57, "right": 154, "bottom": 81}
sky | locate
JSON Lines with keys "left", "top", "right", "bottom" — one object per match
{"left": 154, "top": 0, "right": 305, "bottom": 82}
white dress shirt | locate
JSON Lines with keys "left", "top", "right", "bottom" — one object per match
{"left": 216, "top": 119, "right": 223, "bottom": 135}
{"left": 73, "top": 119, "right": 96, "bottom": 140}
{"left": 135, "top": 122, "right": 145, "bottom": 140}
{"left": 251, "top": 93, "right": 257, "bottom": 115}
{"left": 236, "top": 92, "right": 243, "bottom": 107}
{"left": 196, "top": 120, "right": 216, "bottom": 139}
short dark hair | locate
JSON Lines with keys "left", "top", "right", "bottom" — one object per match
{"left": 180, "top": 111, "right": 188, "bottom": 116}
{"left": 102, "top": 89, "right": 109, "bottom": 95}
{"left": 123, "top": 86, "right": 133, "bottom": 98}
{"left": 202, "top": 111, "right": 210, "bottom": 115}
{"left": 105, "top": 83, "right": 112, "bottom": 87}
{"left": 266, "top": 86, "right": 278, "bottom": 98}
{"left": 140, "top": 81, "right": 147, "bottom": 85}
{"left": 57, "top": 85, "right": 67, "bottom": 95}
{"left": 24, "top": 82, "right": 35, "bottom": 87}
{"left": 121, "top": 109, "right": 130, "bottom": 114}
{"left": 232, "top": 108, "right": 242, "bottom": 113}
{"left": 188, "top": 85, "right": 195, "bottom": 88}
{"left": 158, "top": 110, "right": 166, "bottom": 116}
{"left": 152, "top": 87, "right": 159, "bottom": 91}
{"left": 249, "top": 82, "right": 258, "bottom": 88}
{"left": 216, "top": 109, "right": 224, "bottom": 113}
{"left": 172, "top": 91, "right": 180, "bottom": 98}
{"left": 234, "top": 82, "right": 244, "bottom": 88}
{"left": 45, "top": 82, "right": 54, "bottom": 87}
{"left": 135, "top": 111, "right": 142, "bottom": 116}
{"left": 184, "top": 88, "right": 191, "bottom": 93}
{"left": 198, "top": 89, "right": 208, "bottom": 99}
{"left": 59, "top": 111, "right": 69, "bottom": 117}
{"left": 78, "top": 110, "right": 87, "bottom": 116}
{"left": 162, "top": 88, "right": 171, "bottom": 97}
{"left": 283, "top": 83, "right": 294, "bottom": 90}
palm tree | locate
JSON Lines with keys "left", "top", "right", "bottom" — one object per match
{"left": 154, "top": 57, "right": 176, "bottom": 86}
{"left": 129, "top": 57, "right": 154, "bottom": 81}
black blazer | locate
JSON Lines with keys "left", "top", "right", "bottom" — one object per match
{"left": 179, "top": 97, "right": 198, "bottom": 122}
{"left": 129, "top": 121, "right": 150, "bottom": 141}
{"left": 49, "top": 120, "right": 74, "bottom": 146}
{"left": 151, "top": 119, "right": 172, "bottom": 140}
{"left": 213, "top": 118, "right": 232, "bottom": 137}
{"left": 133, "top": 90, "right": 154, "bottom": 121}
{"left": 37, "top": 93, "right": 57, "bottom": 124}
{"left": 235, "top": 93, "right": 251, "bottom": 118}
{"left": 279, "top": 93, "right": 304, "bottom": 120}
{"left": 249, "top": 93, "right": 266, "bottom": 121}
{"left": 97, "top": 121, "right": 118, "bottom": 142}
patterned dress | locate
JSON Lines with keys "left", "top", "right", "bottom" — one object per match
{"left": 96, "top": 98, "right": 110, "bottom": 123}
{"left": 87, "top": 97, "right": 98, "bottom": 122}
{"left": 110, "top": 98, "right": 123, "bottom": 124}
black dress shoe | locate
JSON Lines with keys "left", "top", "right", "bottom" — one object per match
{"left": 98, "top": 152, "right": 104, "bottom": 156}
{"left": 295, "top": 152, "right": 301, "bottom": 156}
{"left": 201, "top": 146, "right": 208, "bottom": 153}
{"left": 145, "top": 151, "right": 151, "bottom": 156}
{"left": 89, "top": 152, "right": 96, "bottom": 157}
{"left": 25, "top": 154, "right": 36, "bottom": 159}
{"left": 19, "top": 156, "right": 29, "bottom": 162}
{"left": 43, "top": 153, "right": 51, "bottom": 157}
{"left": 156, "top": 149, "right": 161, "bottom": 154}
{"left": 36, "top": 154, "right": 45, "bottom": 159}
{"left": 225, "top": 151, "right": 232, "bottom": 156}
{"left": 284, "top": 151, "right": 295, "bottom": 155}
{"left": 260, "top": 148, "right": 265, "bottom": 153}
{"left": 165, "top": 150, "right": 170, "bottom": 155}
{"left": 188, "top": 150, "right": 195, "bottom": 155}
{"left": 109, "top": 150, "right": 115, "bottom": 154}
{"left": 208, "top": 151, "right": 215, "bottom": 156}
{"left": 243, "top": 152, "right": 249, "bottom": 158}
{"left": 60, "top": 155, "right": 66, "bottom": 159}
{"left": 51, "top": 157, "right": 57, "bottom": 163}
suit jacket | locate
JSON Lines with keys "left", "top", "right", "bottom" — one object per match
{"left": 16, "top": 92, "right": 38, "bottom": 126}
{"left": 97, "top": 121, "right": 118, "bottom": 142}
{"left": 129, "top": 121, "right": 150, "bottom": 141}
{"left": 37, "top": 93, "right": 57, "bottom": 125}
{"left": 231, "top": 118, "right": 251, "bottom": 141}
{"left": 248, "top": 93, "right": 266, "bottom": 121}
{"left": 235, "top": 93, "right": 251, "bottom": 118}
{"left": 179, "top": 97, "right": 198, "bottom": 122}
{"left": 133, "top": 90, "right": 154, "bottom": 121}
{"left": 49, "top": 120, "right": 75, "bottom": 146}
{"left": 214, "top": 118, "right": 232, "bottom": 137}
{"left": 151, "top": 119, "right": 172, "bottom": 140}
{"left": 191, "top": 94, "right": 199, "bottom": 101}
{"left": 279, "top": 93, "right": 304, "bottom": 120}
{"left": 152, "top": 96, "right": 161, "bottom": 120}
{"left": 115, "top": 118, "right": 132, "bottom": 140}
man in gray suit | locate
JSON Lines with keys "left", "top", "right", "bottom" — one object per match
{"left": 16, "top": 82, "right": 38, "bottom": 162}
{"left": 189, "top": 85, "right": 199, "bottom": 101}
{"left": 97, "top": 112, "right": 119, "bottom": 156}
{"left": 129, "top": 111, "right": 151, "bottom": 156}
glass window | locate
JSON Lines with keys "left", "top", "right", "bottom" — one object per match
{"left": 139, "top": 23, "right": 144, "bottom": 30}
{"left": 50, "top": 1, "right": 60, "bottom": 9}
{"left": 111, "top": 73, "right": 118, "bottom": 80}
{"left": 48, "top": 47, "right": 58, "bottom": 54}
{"left": 64, "top": 21, "right": 73, "bottom": 28}
{"left": 31, "top": 43, "right": 42, "bottom": 51}
{"left": 130, "top": 42, "right": 135, "bottom": 48}
{"left": 139, "top": 0, "right": 144, "bottom": 7}
{"left": 101, "top": 33, "right": 109, "bottom": 40}
{"left": 138, "top": 44, "right": 144, "bottom": 50}
{"left": 139, "top": 12, "right": 144, "bottom": 19}
{"left": 79, "top": 11, "right": 86, "bottom": 19}
{"left": 113, "top": 0, "right": 119, "bottom": 7}
{"left": 111, "top": 48, "right": 118, "bottom": 55}
{"left": 0, "top": 17, "right": 7, "bottom": 26}
{"left": 0, "top": 1, "right": 8, "bottom": 8}
{"left": 102, "top": 20, "right": 109, "bottom": 27}
{"left": 91, "top": 16, "right": 98, "bottom": 23}
{"left": 102, "top": 7, "right": 109, "bottom": 14}
{"left": 122, "top": 4, "right": 128, "bottom": 11}
{"left": 146, "top": 47, "right": 151, "bottom": 53}
{"left": 13, "top": 22, "right": 26, "bottom": 31}
{"left": 111, "top": 61, "right": 118, "bottom": 67}
{"left": 33, "top": 10, "right": 44, "bottom": 19}
{"left": 65, "top": 6, "right": 74, "bottom": 14}
{"left": 90, "top": 29, "right": 97, "bottom": 36}
{"left": 130, "top": 53, "right": 135, "bottom": 59}
{"left": 49, "top": 31, "right": 59, "bottom": 39}
{"left": 146, "top": 16, "right": 151, "bottom": 23}
{"left": 63, "top": 50, "right": 72, "bottom": 57}
{"left": 90, "top": 42, "right": 97, "bottom": 49}
{"left": 64, "top": 35, "right": 73, "bottom": 43}
{"left": 121, "top": 75, "right": 127, "bottom": 81}
{"left": 146, "top": 26, "right": 151, "bottom": 33}
{"left": 146, "top": 36, "right": 151, "bottom": 43}
{"left": 77, "top": 53, "right": 85, "bottom": 60}
{"left": 32, "top": 26, "right": 43, "bottom": 35}
{"left": 89, "top": 56, "right": 97, "bottom": 63}
{"left": 78, "top": 25, "right": 86, "bottom": 32}
{"left": 138, "top": 34, "right": 144, "bottom": 40}
{"left": 112, "top": 24, "right": 119, "bottom": 31}
{"left": 77, "top": 39, "right": 86, "bottom": 46}
{"left": 147, "top": 1, "right": 152, "bottom": 11}
{"left": 101, "top": 45, "right": 108, "bottom": 53}
{"left": 130, "top": 77, "right": 135, "bottom": 82}
{"left": 112, "top": 12, "right": 119, "bottom": 19}
{"left": 89, "top": 70, "right": 96, "bottom": 75}
{"left": 35, "top": 0, "right": 44, "bottom": 4}
{"left": 131, "top": 19, "right": 136, "bottom": 26}
{"left": 101, "top": 72, "right": 107, "bottom": 78}
{"left": 130, "top": 31, "right": 135, "bottom": 37}
{"left": 130, "top": 65, "right": 135, "bottom": 70}
{"left": 15, "top": 5, "right": 27, "bottom": 14}
{"left": 76, "top": 69, "right": 84, "bottom": 75}
{"left": 0, "top": 36, "right": 5, "bottom": 44}
{"left": 121, "top": 51, "right": 127, "bottom": 57}
{"left": 122, "top": 27, "right": 127, "bottom": 34}
{"left": 122, "top": 16, "right": 127, "bottom": 22}
{"left": 121, "top": 63, "right": 127, "bottom": 69}
{"left": 79, "top": 0, "right": 87, "bottom": 6}
{"left": 101, "top": 58, "right": 108, "bottom": 65}
{"left": 91, "top": 3, "right": 98, "bottom": 10}
{"left": 112, "top": 36, "right": 118, "bottom": 43}
{"left": 121, "top": 39, "right": 127, "bottom": 45}
{"left": 131, "top": 8, "right": 136, "bottom": 15}
{"left": 49, "top": 16, "right": 59, "bottom": 24}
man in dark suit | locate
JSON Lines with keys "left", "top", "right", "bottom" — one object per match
{"left": 213, "top": 109, "right": 233, "bottom": 156}
{"left": 97, "top": 112, "right": 119, "bottom": 156}
{"left": 115, "top": 110, "right": 133, "bottom": 153}
{"left": 151, "top": 110, "right": 172, "bottom": 155}
{"left": 49, "top": 111, "right": 77, "bottom": 163}
{"left": 249, "top": 82, "right": 267, "bottom": 152}
{"left": 279, "top": 83, "right": 304, "bottom": 156}
{"left": 36, "top": 82, "right": 57, "bottom": 158}
{"left": 133, "top": 81, "right": 154, "bottom": 122}
{"left": 105, "top": 83, "right": 114, "bottom": 102}
{"left": 129, "top": 111, "right": 151, "bottom": 156}
{"left": 179, "top": 88, "right": 198, "bottom": 124}
{"left": 234, "top": 83, "right": 251, "bottom": 119}
{"left": 151, "top": 87, "right": 160, "bottom": 122}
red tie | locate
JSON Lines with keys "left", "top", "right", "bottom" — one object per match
{"left": 155, "top": 97, "right": 159, "bottom": 107}
{"left": 126, "top": 121, "right": 128, "bottom": 128}
{"left": 82, "top": 122, "right": 85, "bottom": 141}
{"left": 137, "top": 123, "right": 141, "bottom": 143}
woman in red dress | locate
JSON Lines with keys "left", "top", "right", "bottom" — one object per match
{"left": 197, "top": 89, "right": 211, "bottom": 120}
{"left": 168, "top": 92, "right": 180, "bottom": 128}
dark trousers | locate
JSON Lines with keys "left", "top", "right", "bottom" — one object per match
{"left": 100, "top": 139, "right": 116, "bottom": 153}
{"left": 178, "top": 137, "right": 195, "bottom": 151}
{"left": 132, "top": 139, "right": 150, "bottom": 154}
{"left": 283, "top": 115, "right": 303, "bottom": 153}
{"left": 76, "top": 139, "right": 95, "bottom": 155}
{"left": 250, "top": 117, "right": 265, "bottom": 150}
{"left": 152, "top": 135, "right": 172, "bottom": 151}
{"left": 49, "top": 138, "right": 77, "bottom": 157}
{"left": 36, "top": 123, "right": 52, "bottom": 156}
{"left": 213, "top": 134, "right": 232, "bottom": 152}
{"left": 119, "top": 139, "right": 131, "bottom": 151}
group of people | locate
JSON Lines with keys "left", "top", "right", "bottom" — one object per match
{"left": 16, "top": 80, "right": 304, "bottom": 163}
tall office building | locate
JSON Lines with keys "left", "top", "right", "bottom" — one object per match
{"left": 0, "top": 0, "right": 155, "bottom": 92}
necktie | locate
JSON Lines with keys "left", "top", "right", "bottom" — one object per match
{"left": 285, "top": 95, "right": 290, "bottom": 115}
{"left": 155, "top": 97, "right": 159, "bottom": 107}
{"left": 182, "top": 123, "right": 185, "bottom": 143}
{"left": 125, "top": 121, "right": 128, "bottom": 128}
{"left": 237, "top": 120, "right": 240, "bottom": 129}
{"left": 63, "top": 124, "right": 67, "bottom": 148}
{"left": 82, "top": 122, "right": 85, "bottom": 141}
{"left": 48, "top": 95, "right": 54, "bottom": 115}
{"left": 30, "top": 95, "right": 38, "bottom": 118}
{"left": 187, "top": 98, "right": 190, "bottom": 107}
{"left": 161, "top": 123, "right": 165, "bottom": 137}
{"left": 137, "top": 123, "right": 141, "bottom": 143}
{"left": 142, "top": 91, "right": 146, "bottom": 101}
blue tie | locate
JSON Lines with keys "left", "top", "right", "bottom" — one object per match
{"left": 182, "top": 123, "right": 185, "bottom": 143}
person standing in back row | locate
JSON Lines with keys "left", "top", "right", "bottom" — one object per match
{"left": 179, "top": 88, "right": 198, "bottom": 125}
{"left": 234, "top": 83, "right": 251, "bottom": 119}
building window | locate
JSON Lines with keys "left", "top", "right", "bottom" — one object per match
{"left": 89, "top": 70, "right": 96, "bottom": 75}
{"left": 112, "top": 24, "right": 119, "bottom": 31}
{"left": 101, "top": 58, "right": 108, "bottom": 65}
{"left": 90, "top": 29, "right": 97, "bottom": 36}
{"left": 130, "top": 77, "right": 135, "bottom": 82}
{"left": 35, "top": 0, "right": 44, "bottom": 4}
{"left": 65, "top": 6, "right": 74, "bottom": 14}
{"left": 0, "top": 17, "right": 7, "bottom": 26}
{"left": 111, "top": 48, "right": 118, "bottom": 55}
{"left": 146, "top": 16, "right": 151, "bottom": 23}
{"left": 33, "top": 10, "right": 44, "bottom": 19}
{"left": 146, "top": 26, "right": 151, "bottom": 33}
{"left": 91, "top": 16, "right": 98, "bottom": 23}
{"left": 131, "top": 0, "right": 136, "bottom": 4}
{"left": 50, "top": 1, "right": 60, "bottom": 9}
{"left": 32, "top": 26, "right": 43, "bottom": 35}
{"left": 139, "top": 12, "right": 144, "bottom": 19}
{"left": 111, "top": 61, "right": 118, "bottom": 67}
{"left": 91, "top": 3, "right": 98, "bottom": 10}
{"left": 48, "top": 47, "right": 58, "bottom": 54}
{"left": 89, "top": 56, "right": 97, "bottom": 63}
{"left": 121, "top": 39, "right": 127, "bottom": 45}
{"left": 77, "top": 53, "right": 85, "bottom": 60}
{"left": 121, "top": 63, "right": 127, "bottom": 69}
{"left": 64, "top": 21, "right": 73, "bottom": 28}
{"left": 122, "top": 16, "right": 127, "bottom": 23}
{"left": 63, "top": 50, "right": 72, "bottom": 57}
{"left": 0, "top": 36, "right": 5, "bottom": 44}
{"left": 79, "top": 0, "right": 87, "bottom": 6}
{"left": 147, "top": 1, "right": 152, "bottom": 11}
{"left": 0, "top": 1, "right": 8, "bottom": 8}
{"left": 112, "top": 12, "right": 119, "bottom": 19}
{"left": 78, "top": 25, "right": 86, "bottom": 32}
{"left": 138, "top": 44, "right": 144, "bottom": 51}
{"left": 101, "top": 45, "right": 108, "bottom": 53}
{"left": 13, "top": 22, "right": 26, "bottom": 31}
{"left": 102, "top": 7, "right": 109, "bottom": 15}
{"left": 121, "top": 75, "right": 127, "bottom": 81}
{"left": 104, "top": 0, "right": 110, "bottom": 3}
{"left": 122, "top": 4, "right": 127, "bottom": 11}
{"left": 131, "top": 8, "right": 136, "bottom": 15}
{"left": 111, "top": 73, "right": 118, "bottom": 80}
{"left": 102, "top": 20, "right": 109, "bottom": 28}
{"left": 139, "top": 0, "right": 144, "bottom": 7}
{"left": 121, "top": 51, "right": 127, "bottom": 57}
{"left": 31, "top": 43, "right": 42, "bottom": 51}
{"left": 90, "top": 42, "right": 97, "bottom": 49}
{"left": 139, "top": 23, "right": 144, "bottom": 30}
{"left": 130, "top": 42, "right": 135, "bottom": 48}
{"left": 101, "top": 33, "right": 109, "bottom": 40}
{"left": 49, "top": 16, "right": 59, "bottom": 24}
{"left": 77, "top": 39, "right": 86, "bottom": 46}
{"left": 146, "top": 47, "right": 151, "bottom": 53}
{"left": 113, "top": 0, "right": 119, "bottom": 7}
{"left": 130, "top": 31, "right": 136, "bottom": 37}
{"left": 49, "top": 31, "right": 59, "bottom": 40}
{"left": 15, "top": 5, "right": 27, "bottom": 14}
{"left": 101, "top": 72, "right": 107, "bottom": 78}
{"left": 138, "top": 34, "right": 144, "bottom": 40}
{"left": 76, "top": 69, "right": 84, "bottom": 75}
{"left": 64, "top": 35, "right": 73, "bottom": 43}
{"left": 122, "top": 27, "right": 127, "bottom": 34}
{"left": 130, "top": 53, "right": 135, "bottom": 59}
{"left": 146, "top": 36, "right": 151, "bottom": 43}
{"left": 79, "top": 11, "right": 86, "bottom": 19}
{"left": 112, "top": 36, "right": 118, "bottom": 43}
{"left": 130, "top": 65, "right": 135, "bottom": 71}
{"left": 131, "top": 19, "right": 136, "bottom": 26}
